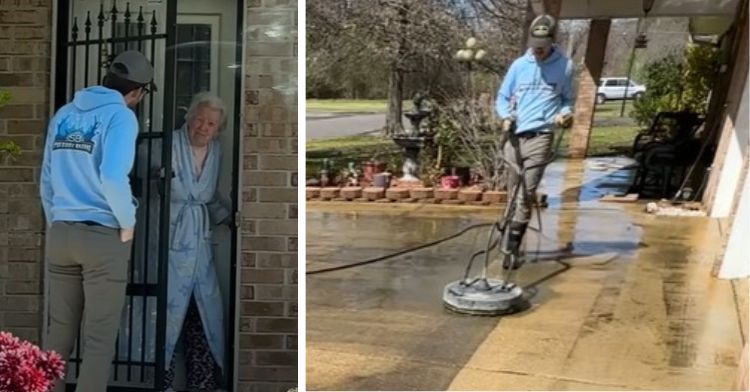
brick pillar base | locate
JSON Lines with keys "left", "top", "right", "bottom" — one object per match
{"left": 569, "top": 19, "right": 611, "bottom": 159}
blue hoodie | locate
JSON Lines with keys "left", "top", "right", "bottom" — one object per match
{"left": 496, "top": 45, "right": 575, "bottom": 133}
{"left": 40, "top": 86, "right": 138, "bottom": 229}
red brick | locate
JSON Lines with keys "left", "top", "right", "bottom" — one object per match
{"left": 285, "top": 335, "right": 297, "bottom": 350}
{"left": 0, "top": 10, "right": 48, "bottom": 25}
{"left": 242, "top": 301, "right": 285, "bottom": 316}
{"left": 255, "top": 351, "right": 297, "bottom": 366}
{"left": 258, "top": 187, "right": 296, "bottom": 202}
{"left": 256, "top": 253, "right": 296, "bottom": 268}
{"left": 0, "top": 168, "right": 34, "bottom": 182}
{"left": 385, "top": 188, "right": 409, "bottom": 200}
{"left": 435, "top": 188, "right": 459, "bottom": 200}
{"left": 237, "top": 366, "right": 296, "bottom": 382}
{"left": 409, "top": 187, "right": 434, "bottom": 199}
{"left": 241, "top": 268, "right": 284, "bottom": 284}
{"left": 363, "top": 187, "right": 385, "bottom": 200}
{"left": 257, "top": 220, "right": 296, "bottom": 236}
{"left": 6, "top": 120, "right": 44, "bottom": 134}
{"left": 240, "top": 285, "right": 254, "bottom": 300}
{"left": 458, "top": 189, "right": 482, "bottom": 202}
{"left": 255, "top": 285, "right": 297, "bottom": 300}
{"left": 0, "top": 73, "right": 34, "bottom": 87}
{"left": 259, "top": 155, "right": 296, "bottom": 170}
{"left": 482, "top": 190, "right": 507, "bottom": 204}
{"left": 340, "top": 186, "right": 362, "bottom": 199}
{"left": 3, "top": 312, "right": 38, "bottom": 327}
{"left": 0, "top": 104, "right": 34, "bottom": 119}
{"left": 319, "top": 187, "right": 340, "bottom": 200}
{"left": 240, "top": 334, "right": 285, "bottom": 350}
{"left": 256, "top": 318, "right": 296, "bottom": 333}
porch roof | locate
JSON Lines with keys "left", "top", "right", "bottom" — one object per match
{"left": 558, "top": 0, "right": 740, "bottom": 19}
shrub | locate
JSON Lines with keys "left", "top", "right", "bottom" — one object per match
{"left": 631, "top": 44, "right": 719, "bottom": 127}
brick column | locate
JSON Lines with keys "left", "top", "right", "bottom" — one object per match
{"left": 0, "top": 1, "right": 52, "bottom": 344}
{"left": 239, "top": 1, "right": 298, "bottom": 391}
{"left": 569, "top": 19, "right": 610, "bottom": 159}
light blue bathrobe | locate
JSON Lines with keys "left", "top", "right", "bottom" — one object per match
{"left": 164, "top": 127, "right": 229, "bottom": 370}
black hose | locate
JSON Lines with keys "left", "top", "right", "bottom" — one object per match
{"left": 306, "top": 222, "right": 494, "bottom": 275}
{"left": 306, "top": 205, "right": 619, "bottom": 276}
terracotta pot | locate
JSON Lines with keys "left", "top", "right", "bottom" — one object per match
{"left": 441, "top": 175, "right": 460, "bottom": 189}
{"left": 363, "top": 161, "right": 387, "bottom": 182}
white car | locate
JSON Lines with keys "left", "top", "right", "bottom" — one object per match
{"left": 596, "top": 77, "right": 646, "bottom": 104}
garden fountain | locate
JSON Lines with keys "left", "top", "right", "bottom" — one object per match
{"left": 391, "top": 93, "right": 434, "bottom": 182}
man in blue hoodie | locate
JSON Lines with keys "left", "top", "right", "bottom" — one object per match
{"left": 496, "top": 14, "right": 575, "bottom": 269}
{"left": 41, "top": 50, "right": 153, "bottom": 392}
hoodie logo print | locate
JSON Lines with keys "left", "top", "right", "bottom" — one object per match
{"left": 53, "top": 116, "right": 101, "bottom": 153}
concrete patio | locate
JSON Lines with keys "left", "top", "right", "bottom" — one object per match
{"left": 306, "top": 158, "right": 747, "bottom": 390}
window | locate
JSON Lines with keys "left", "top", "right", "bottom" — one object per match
{"left": 175, "top": 23, "right": 212, "bottom": 129}
{"left": 605, "top": 79, "right": 618, "bottom": 87}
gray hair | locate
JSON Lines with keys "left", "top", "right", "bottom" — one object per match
{"left": 185, "top": 92, "right": 227, "bottom": 129}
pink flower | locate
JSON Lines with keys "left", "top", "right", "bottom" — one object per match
{"left": 0, "top": 332, "right": 65, "bottom": 392}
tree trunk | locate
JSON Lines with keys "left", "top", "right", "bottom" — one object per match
{"left": 386, "top": 65, "right": 404, "bottom": 136}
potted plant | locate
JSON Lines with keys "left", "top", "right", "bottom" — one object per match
{"left": 362, "top": 152, "right": 388, "bottom": 183}
{"left": 440, "top": 174, "right": 460, "bottom": 189}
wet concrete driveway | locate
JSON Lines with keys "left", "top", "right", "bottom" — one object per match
{"left": 306, "top": 158, "right": 748, "bottom": 390}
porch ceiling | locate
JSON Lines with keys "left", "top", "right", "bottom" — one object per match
{"left": 559, "top": 0, "right": 740, "bottom": 19}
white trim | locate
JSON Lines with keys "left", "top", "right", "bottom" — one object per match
{"left": 718, "top": 165, "right": 750, "bottom": 279}
{"left": 298, "top": 0, "right": 307, "bottom": 388}
{"left": 710, "top": 76, "right": 749, "bottom": 218}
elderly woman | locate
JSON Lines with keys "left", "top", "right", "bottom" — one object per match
{"left": 163, "top": 92, "right": 230, "bottom": 391}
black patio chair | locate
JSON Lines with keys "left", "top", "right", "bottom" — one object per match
{"left": 629, "top": 111, "right": 705, "bottom": 198}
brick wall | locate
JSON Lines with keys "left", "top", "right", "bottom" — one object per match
{"left": 0, "top": 0, "right": 52, "bottom": 345}
{"left": 239, "top": 1, "right": 298, "bottom": 391}
{"left": 569, "top": 19, "right": 610, "bottom": 159}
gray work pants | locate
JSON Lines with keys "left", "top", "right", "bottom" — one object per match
{"left": 44, "top": 221, "right": 131, "bottom": 392}
{"left": 503, "top": 131, "right": 554, "bottom": 223}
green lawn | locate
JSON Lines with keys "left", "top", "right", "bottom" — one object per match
{"left": 307, "top": 134, "right": 400, "bottom": 176}
{"left": 306, "top": 124, "right": 641, "bottom": 178}
{"left": 560, "top": 125, "right": 640, "bottom": 156}
{"left": 307, "top": 99, "right": 389, "bottom": 113}
{"left": 307, "top": 99, "right": 634, "bottom": 116}
{"left": 595, "top": 101, "right": 632, "bottom": 118}
{"left": 307, "top": 99, "right": 429, "bottom": 114}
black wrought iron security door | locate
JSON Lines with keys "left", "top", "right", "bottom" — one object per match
{"left": 53, "top": 1, "right": 177, "bottom": 390}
